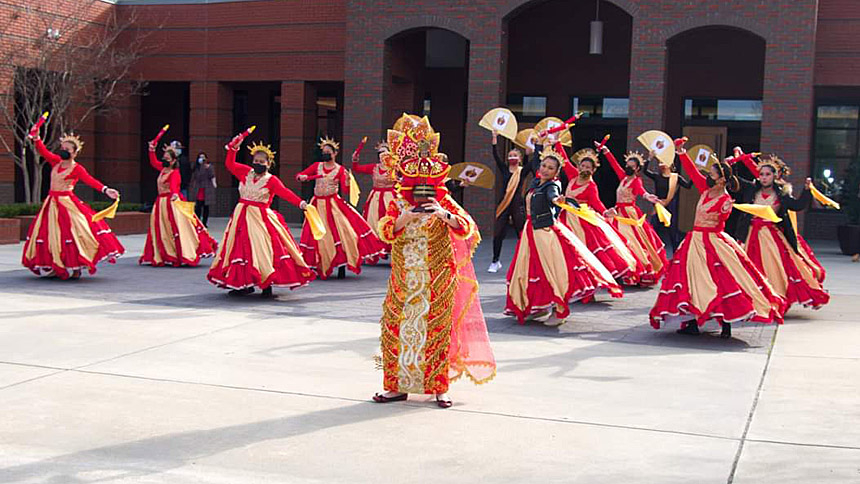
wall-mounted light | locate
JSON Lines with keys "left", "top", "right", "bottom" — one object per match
{"left": 46, "top": 28, "right": 61, "bottom": 40}
{"left": 589, "top": 0, "right": 603, "bottom": 55}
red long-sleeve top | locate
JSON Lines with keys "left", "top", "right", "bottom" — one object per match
{"left": 561, "top": 162, "right": 608, "bottom": 213}
{"left": 295, "top": 162, "right": 349, "bottom": 194}
{"left": 679, "top": 151, "right": 733, "bottom": 230}
{"left": 351, "top": 159, "right": 376, "bottom": 175}
{"left": 35, "top": 138, "right": 106, "bottom": 192}
{"left": 225, "top": 147, "right": 303, "bottom": 207}
{"left": 728, "top": 153, "right": 760, "bottom": 178}
{"left": 148, "top": 149, "right": 181, "bottom": 195}
{"left": 603, "top": 149, "right": 646, "bottom": 197}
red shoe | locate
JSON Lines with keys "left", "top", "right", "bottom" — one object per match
{"left": 372, "top": 392, "right": 407, "bottom": 403}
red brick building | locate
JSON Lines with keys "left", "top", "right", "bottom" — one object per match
{"left": 3, "top": 0, "right": 860, "bottom": 238}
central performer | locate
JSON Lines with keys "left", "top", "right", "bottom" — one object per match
{"left": 372, "top": 115, "right": 495, "bottom": 409}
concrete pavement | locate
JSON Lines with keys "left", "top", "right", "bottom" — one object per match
{"left": 0, "top": 218, "right": 857, "bottom": 483}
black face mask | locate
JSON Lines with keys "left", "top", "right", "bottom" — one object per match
{"left": 707, "top": 177, "right": 717, "bottom": 188}
{"left": 252, "top": 163, "right": 267, "bottom": 174}
{"left": 162, "top": 160, "right": 171, "bottom": 168}
{"left": 59, "top": 149, "right": 72, "bottom": 160}
{"left": 320, "top": 153, "right": 332, "bottom": 162}
{"left": 624, "top": 166, "right": 635, "bottom": 176}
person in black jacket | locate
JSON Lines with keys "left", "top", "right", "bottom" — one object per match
{"left": 730, "top": 150, "right": 829, "bottom": 311}
{"left": 504, "top": 143, "right": 622, "bottom": 325}
{"left": 644, "top": 152, "right": 692, "bottom": 255}
{"left": 487, "top": 129, "right": 537, "bottom": 273}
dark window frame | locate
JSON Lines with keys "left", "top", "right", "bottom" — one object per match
{"left": 811, "top": 99, "right": 860, "bottom": 210}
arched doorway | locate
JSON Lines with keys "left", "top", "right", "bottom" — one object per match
{"left": 383, "top": 28, "right": 470, "bottom": 199}
{"left": 665, "top": 27, "right": 765, "bottom": 233}
{"left": 504, "top": 0, "right": 633, "bottom": 206}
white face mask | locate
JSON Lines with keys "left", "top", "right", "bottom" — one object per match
{"left": 198, "top": 157, "right": 205, "bottom": 164}
{"left": 175, "top": 148, "right": 182, "bottom": 156}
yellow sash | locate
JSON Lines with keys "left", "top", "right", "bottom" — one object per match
{"left": 556, "top": 201, "right": 600, "bottom": 226}
{"left": 304, "top": 205, "right": 327, "bottom": 240}
{"left": 173, "top": 200, "right": 197, "bottom": 221}
{"left": 654, "top": 203, "right": 672, "bottom": 227}
{"left": 495, "top": 166, "right": 522, "bottom": 219}
{"left": 661, "top": 173, "right": 679, "bottom": 206}
{"left": 810, "top": 185, "right": 840, "bottom": 210}
{"left": 92, "top": 197, "right": 120, "bottom": 222}
{"left": 615, "top": 214, "right": 647, "bottom": 226}
{"left": 733, "top": 203, "right": 782, "bottom": 223}
{"left": 349, "top": 172, "right": 361, "bottom": 207}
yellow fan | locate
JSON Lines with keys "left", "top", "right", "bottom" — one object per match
{"left": 810, "top": 185, "right": 840, "bottom": 210}
{"left": 448, "top": 162, "right": 496, "bottom": 190}
{"left": 304, "top": 204, "right": 327, "bottom": 240}
{"left": 173, "top": 200, "right": 197, "bottom": 221}
{"left": 534, "top": 117, "right": 572, "bottom": 147}
{"left": 513, "top": 128, "right": 537, "bottom": 151}
{"left": 479, "top": 108, "right": 518, "bottom": 141}
{"left": 733, "top": 203, "right": 782, "bottom": 223}
{"left": 615, "top": 213, "right": 647, "bottom": 226}
{"left": 349, "top": 171, "right": 360, "bottom": 206}
{"left": 92, "top": 197, "right": 120, "bottom": 222}
{"left": 654, "top": 202, "right": 672, "bottom": 227}
{"left": 637, "top": 130, "right": 676, "bottom": 168}
{"left": 688, "top": 144, "right": 719, "bottom": 171}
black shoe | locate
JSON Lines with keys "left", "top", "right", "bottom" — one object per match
{"left": 337, "top": 267, "right": 346, "bottom": 279}
{"left": 720, "top": 323, "right": 732, "bottom": 339}
{"left": 676, "top": 323, "right": 700, "bottom": 335}
{"left": 261, "top": 286, "right": 274, "bottom": 298}
{"left": 228, "top": 287, "right": 255, "bottom": 296}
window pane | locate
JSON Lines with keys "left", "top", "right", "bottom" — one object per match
{"left": 522, "top": 96, "right": 546, "bottom": 118}
{"left": 815, "top": 129, "right": 858, "bottom": 157}
{"left": 717, "top": 100, "right": 762, "bottom": 121}
{"left": 602, "top": 98, "right": 629, "bottom": 119}
{"left": 572, "top": 96, "right": 629, "bottom": 119}
{"left": 685, "top": 99, "right": 718, "bottom": 121}
{"left": 812, "top": 158, "right": 852, "bottom": 201}
{"left": 816, "top": 105, "right": 859, "bottom": 129}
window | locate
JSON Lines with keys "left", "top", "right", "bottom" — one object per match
{"left": 572, "top": 97, "right": 629, "bottom": 119}
{"left": 685, "top": 99, "right": 762, "bottom": 122}
{"left": 507, "top": 94, "right": 547, "bottom": 121}
{"left": 812, "top": 103, "right": 860, "bottom": 202}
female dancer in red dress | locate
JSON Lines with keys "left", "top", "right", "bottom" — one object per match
{"left": 351, "top": 141, "right": 397, "bottom": 257}
{"left": 23, "top": 125, "right": 124, "bottom": 279}
{"left": 140, "top": 136, "right": 217, "bottom": 267}
{"left": 650, "top": 140, "right": 785, "bottom": 338}
{"left": 505, "top": 144, "right": 622, "bottom": 324}
{"left": 560, "top": 147, "right": 645, "bottom": 285}
{"left": 296, "top": 137, "right": 386, "bottom": 279}
{"left": 728, "top": 150, "right": 829, "bottom": 310}
{"left": 207, "top": 131, "right": 315, "bottom": 297}
{"left": 598, "top": 146, "right": 668, "bottom": 285}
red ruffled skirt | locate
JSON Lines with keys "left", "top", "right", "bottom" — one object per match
{"left": 299, "top": 194, "right": 386, "bottom": 279}
{"left": 207, "top": 199, "right": 315, "bottom": 290}
{"left": 610, "top": 203, "right": 667, "bottom": 285}
{"left": 559, "top": 209, "right": 647, "bottom": 285}
{"left": 362, "top": 187, "right": 396, "bottom": 256}
{"left": 505, "top": 219, "right": 622, "bottom": 323}
{"left": 745, "top": 220, "right": 829, "bottom": 310}
{"left": 140, "top": 194, "right": 217, "bottom": 267}
{"left": 21, "top": 191, "right": 125, "bottom": 279}
{"left": 650, "top": 228, "right": 785, "bottom": 329}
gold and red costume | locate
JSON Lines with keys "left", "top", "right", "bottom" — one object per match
{"left": 207, "top": 143, "right": 315, "bottom": 291}
{"left": 560, "top": 149, "right": 646, "bottom": 285}
{"left": 352, "top": 144, "right": 397, "bottom": 255}
{"left": 650, "top": 152, "right": 785, "bottom": 329}
{"left": 297, "top": 142, "right": 386, "bottom": 279}
{"left": 140, "top": 148, "right": 217, "bottom": 267}
{"left": 22, "top": 137, "right": 124, "bottom": 279}
{"left": 602, "top": 149, "right": 667, "bottom": 285}
{"left": 378, "top": 116, "right": 496, "bottom": 394}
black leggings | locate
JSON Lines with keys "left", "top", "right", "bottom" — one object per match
{"left": 195, "top": 200, "right": 210, "bottom": 227}
{"left": 492, "top": 201, "right": 526, "bottom": 262}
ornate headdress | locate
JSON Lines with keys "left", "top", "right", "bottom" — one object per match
{"left": 318, "top": 136, "right": 340, "bottom": 152}
{"left": 757, "top": 153, "right": 791, "bottom": 178}
{"left": 624, "top": 151, "right": 646, "bottom": 167}
{"left": 571, "top": 148, "right": 600, "bottom": 168}
{"left": 538, "top": 145, "right": 566, "bottom": 166}
{"left": 248, "top": 141, "right": 276, "bottom": 163}
{"left": 383, "top": 115, "right": 448, "bottom": 205}
{"left": 162, "top": 144, "right": 179, "bottom": 159}
{"left": 60, "top": 133, "right": 84, "bottom": 153}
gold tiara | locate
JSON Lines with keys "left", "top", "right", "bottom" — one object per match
{"left": 539, "top": 145, "right": 566, "bottom": 166}
{"left": 624, "top": 151, "right": 645, "bottom": 166}
{"left": 758, "top": 153, "right": 790, "bottom": 177}
{"left": 572, "top": 148, "right": 600, "bottom": 168}
{"left": 59, "top": 133, "right": 84, "bottom": 153}
{"left": 318, "top": 136, "right": 340, "bottom": 152}
{"left": 248, "top": 141, "right": 276, "bottom": 162}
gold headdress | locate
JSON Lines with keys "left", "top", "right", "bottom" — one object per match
{"left": 318, "top": 136, "right": 340, "bottom": 152}
{"left": 624, "top": 151, "right": 646, "bottom": 167}
{"left": 757, "top": 154, "right": 790, "bottom": 178}
{"left": 248, "top": 141, "right": 276, "bottom": 162}
{"left": 539, "top": 145, "right": 566, "bottom": 166}
{"left": 572, "top": 148, "right": 600, "bottom": 168}
{"left": 60, "top": 133, "right": 84, "bottom": 153}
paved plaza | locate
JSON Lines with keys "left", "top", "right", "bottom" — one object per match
{"left": 0, "top": 219, "right": 858, "bottom": 483}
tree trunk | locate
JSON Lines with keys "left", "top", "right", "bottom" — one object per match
{"left": 20, "top": 145, "right": 31, "bottom": 204}
{"left": 33, "top": 161, "right": 44, "bottom": 203}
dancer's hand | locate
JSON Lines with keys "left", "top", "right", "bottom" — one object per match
{"left": 147, "top": 140, "right": 157, "bottom": 151}
{"left": 491, "top": 129, "right": 498, "bottom": 145}
{"left": 171, "top": 193, "right": 179, "bottom": 202}
{"left": 105, "top": 188, "right": 119, "bottom": 200}
{"left": 604, "top": 208, "right": 617, "bottom": 218}
{"left": 593, "top": 140, "right": 608, "bottom": 154}
{"left": 299, "top": 201, "right": 308, "bottom": 210}
{"left": 27, "top": 123, "right": 40, "bottom": 140}
{"left": 228, "top": 134, "right": 243, "bottom": 150}
{"left": 644, "top": 193, "right": 660, "bottom": 204}
{"left": 805, "top": 177, "right": 813, "bottom": 190}
{"left": 297, "top": 174, "right": 308, "bottom": 182}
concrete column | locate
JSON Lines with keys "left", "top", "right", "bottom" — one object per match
{"left": 189, "top": 81, "right": 233, "bottom": 216}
